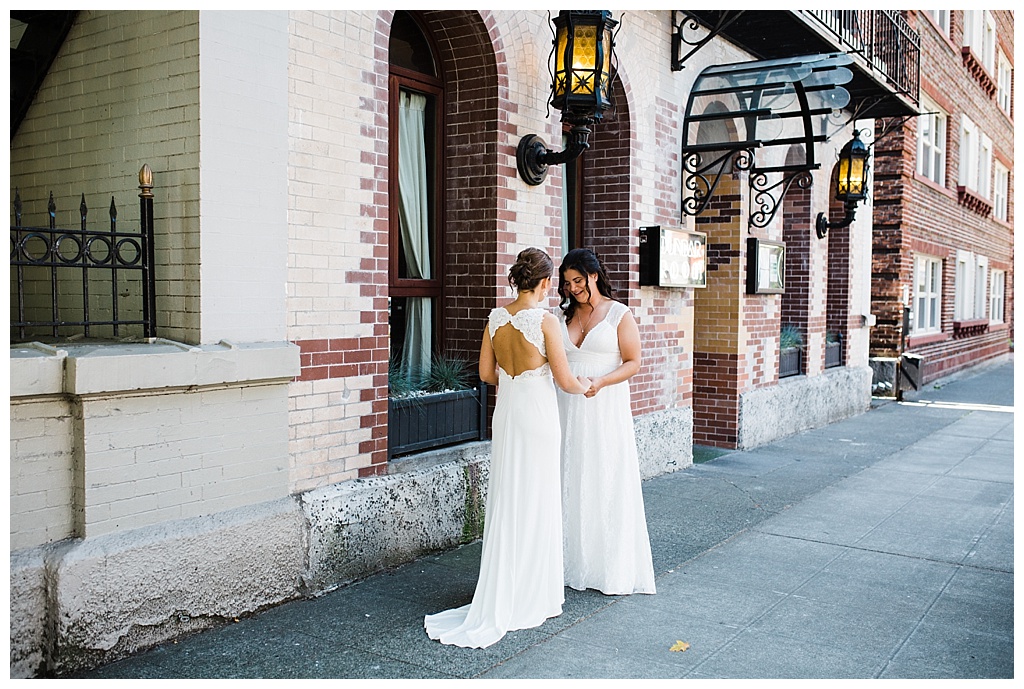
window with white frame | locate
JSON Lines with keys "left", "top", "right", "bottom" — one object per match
{"left": 924, "top": 10, "right": 950, "bottom": 36}
{"left": 959, "top": 116, "right": 977, "bottom": 189}
{"left": 978, "top": 133, "right": 992, "bottom": 199}
{"left": 916, "top": 96, "right": 946, "bottom": 185}
{"left": 963, "top": 10, "right": 996, "bottom": 74}
{"left": 990, "top": 269, "right": 1005, "bottom": 323}
{"left": 954, "top": 251, "right": 971, "bottom": 320}
{"left": 997, "top": 49, "right": 1012, "bottom": 114}
{"left": 974, "top": 255, "right": 988, "bottom": 320}
{"left": 954, "top": 250, "right": 989, "bottom": 321}
{"left": 993, "top": 162, "right": 1009, "bottom": 221}
{"left": 914, "top": 254, "right": 942, "bottom": 334}
{"left": 958, "top": 117, "right": 992, "bottom": 197}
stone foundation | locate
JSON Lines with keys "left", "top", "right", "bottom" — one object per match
{"left": 738, "top": 366, "right": 872, "bottom": 448}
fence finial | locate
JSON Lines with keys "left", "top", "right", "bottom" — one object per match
{"left": 138, "top": 164, "right": 153, "bottom": 198}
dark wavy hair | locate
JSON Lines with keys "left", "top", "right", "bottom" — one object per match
{"left": 508, "top": 247, "right": 554, "bottom": 292}
{"left": 558, "top": 248, "right": 616, "bottom": 324}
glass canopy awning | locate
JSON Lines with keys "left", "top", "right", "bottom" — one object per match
{"left": 680, "top": 52, "right": 855, "bottom": 228}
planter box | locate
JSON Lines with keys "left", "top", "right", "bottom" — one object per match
{"left": 825, "top": 341, "right": 842, "bottom": 368}
{"left": 779, "top": 347, "right": 802, "bottom": 379}
{"left": 388, "top": 382, "right": 488, "bottom": 459}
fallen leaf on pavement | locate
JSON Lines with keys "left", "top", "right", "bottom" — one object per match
{"left": 669, "top": 640, "right": 690, "bottom": 652}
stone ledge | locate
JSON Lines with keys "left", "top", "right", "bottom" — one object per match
{"left": 10, "top": 339, "right": 300, "bottom": 398}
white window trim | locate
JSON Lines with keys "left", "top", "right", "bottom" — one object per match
{"left": 914, "top": 254, "right": 943, "bottom": 334}
{"left": 978, "top": 133, "right": 992, "bottom": 199}
{"left": 993, "top": 161, "right": 1009, "bottom": 221}
{"left": 974, "top": 255, "right": 988, "bottom": 320}
{"left": 916, "top": 96, "right": 947, "bottom": 185}
{"left": 963, "top": 10, "right": 997, "bottom": 74}
{"left": 959, "top": 116, "right": 977, "bottom": 190}
{"left": 925, "top": 10, "right": 950, "bottom": 36}
{"left": 954, "top": 250, "right": 972, "bottom": 321}
{"left": 997, "top": 49, "right": 1013, "bottom": 114}
{"left": 990, "top": 269, "right": 1005, "bottom": 324}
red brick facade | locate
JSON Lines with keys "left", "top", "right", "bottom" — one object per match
{"left": 871, "top": 11, "right": 1014, "bottom": 383}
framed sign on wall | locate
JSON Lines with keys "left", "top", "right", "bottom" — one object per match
{"left": 639, "top": 226, "right": 707, "bottom": 288}
{"left": 746, "top": 238, "right": 786, "bottom": 294}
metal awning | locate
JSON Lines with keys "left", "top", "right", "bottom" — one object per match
{"left": 680, "top": 53, "right": 855, "bottom": 228}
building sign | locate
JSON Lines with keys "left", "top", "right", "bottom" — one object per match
{"left": 639, "top": 226, "right": 707, "bottom": 288}
{"left": 746, "top": 237, "right": 786, "bottom": 294}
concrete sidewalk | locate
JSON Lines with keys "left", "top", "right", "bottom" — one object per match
{"left": 72, "top": 358, "right": 1014, "bottom": 680}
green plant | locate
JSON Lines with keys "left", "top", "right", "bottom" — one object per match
{"left": 780, "top": 324, "right": 804, "bottom": 350}
{"left": 388, "top": 352, "right": 475, "bottom": 397}
{"left": 826, "top": 330, "right": 841, "bottom": 344}
{"left": 388, "top": 357, "right": 423, "bottom": 398}
{"left": 424, "top": 352, "right": 475, "bottom": 392}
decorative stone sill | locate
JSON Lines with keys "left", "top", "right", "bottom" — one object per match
{"left": 952, "top": 319, "right": 989, "bottom": 339}
{"left": 10, "top": 339, "right": 300, "bottom": 398}
{"left": 961, "top": 47, "right": 997, "bottom": 98}
{"left": 906, "top": 331, "right": 947, "bottom": 348}
{"left": 957, "top": 186, "right": 993, "bottom": 217}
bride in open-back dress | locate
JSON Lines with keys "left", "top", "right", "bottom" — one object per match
{"left": 556, "top": 248, "right": 656, "bottom": 596}
{"left": 424, "top": 248, "right": 591, "bottom": 648}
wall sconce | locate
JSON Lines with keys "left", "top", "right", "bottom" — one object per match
{"left": 517, "top": 10, "right": 618, "bottom": 186}
{"left": 816, "top": 130, "right": 870, "bottom": 238}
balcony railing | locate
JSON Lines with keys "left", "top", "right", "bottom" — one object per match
{"left": 802, "top": 10, "right": 920, "bottom": 102}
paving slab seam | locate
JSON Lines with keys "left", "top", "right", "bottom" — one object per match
{"left": 873, "top": 565, "right": 961, "bottom": 678}
{"left": 748, "top": 530, "right": 1013, "bottom": 574}
{"left": 468, "top": 599, "right": 621, "bottom": 678}
{"left": 958, "top": 494, "right": 1014, "bottom": 571}
{"left": 679, "top": 542, "right": 853, "bottom": 678}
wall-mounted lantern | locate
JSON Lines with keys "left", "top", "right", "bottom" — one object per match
{"left": 815, "top": 130, "right": 870, "bottom": 238}
{"left": 516, "top": 10, "right": 618, "bottom": 186}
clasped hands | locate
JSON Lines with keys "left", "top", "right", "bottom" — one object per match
{"left": 576, "top": 375, "right": 604, "bottom": 398}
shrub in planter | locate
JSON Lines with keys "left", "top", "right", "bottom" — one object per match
{"left": 779, "top": 324, "right": 804, "bottom": 378}
{"left": 388, "top": 353, "right": 486, "bottom": 458}
{"left": 780, "top": 324, "right": 805, "bottom": 350}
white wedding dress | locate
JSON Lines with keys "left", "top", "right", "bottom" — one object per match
{"left": 424, "top": 307, "right": 564, "bottom": 647}
{"left": 557, "top": 300, "right": 656, "bottom": 595}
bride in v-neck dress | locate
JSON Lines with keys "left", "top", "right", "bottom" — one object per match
{"left": 424, "top": 248, "right": 591, "bottom": 648}
{"left": 556, "top": 248, "right": 656, "bottom": 596}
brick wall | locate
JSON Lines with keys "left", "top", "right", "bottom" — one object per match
{"left": 9, "top": 399, "right": 77, "bottom": 550}
{"left": 870, "top": 10, "right": 1014, "bottom": 373}
{"left": 693, "top": 174, "right": 744, "bottom": 446}
{"left": 79, "top": 384, "right": 291, "bottom": 537}
{"left": 10, "top": 10, "right": 202, "bottom": 343}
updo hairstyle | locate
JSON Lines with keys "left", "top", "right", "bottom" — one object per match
{"left": 508, "top": 247, "right": 554, "bottom": 292}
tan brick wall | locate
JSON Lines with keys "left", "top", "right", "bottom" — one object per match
{"left": 10, "top": 10, "right": 202, "bottom": 343}
{"left": 9, "top": 398, "right": 78, "bottom": 550}
{"left": 80, "top": 383, "right": 291, "bottom": 537}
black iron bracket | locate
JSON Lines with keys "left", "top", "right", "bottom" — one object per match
{"left": 750, "top": 168, "right": 815, "bottom": 230}
{"left": 671, "top": 10, "right": 746, "bottom": 72}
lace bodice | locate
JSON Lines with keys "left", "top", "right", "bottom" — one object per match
{"left": 488, "top": 307, "right": 550, "bottom": 379}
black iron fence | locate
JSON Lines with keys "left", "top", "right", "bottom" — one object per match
{"left": 803, "top": 10, "right": 921, "bottom": 102}
{"left": 10, "top": 164, "right": 156, "bottom": 342}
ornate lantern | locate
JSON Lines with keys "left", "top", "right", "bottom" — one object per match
{"left": 816, "top": 130, "right": 871, "bottom": 238}
{"left": 517, "top": 10, "right": 619, "bottom": 186}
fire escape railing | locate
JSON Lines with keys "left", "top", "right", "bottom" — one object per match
{"left": 802, "top": 10, "right": 920, "bottom": 103}
{"left": 11, "top": 164, "right": 156, "bottom": 342}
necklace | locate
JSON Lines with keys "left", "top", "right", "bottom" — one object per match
{"left": 577, "top": 304, "right": 596, "bottom": 339}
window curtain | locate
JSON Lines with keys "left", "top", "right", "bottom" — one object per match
{"left": 397, "top": 90, "right": 432, "bottom": 379}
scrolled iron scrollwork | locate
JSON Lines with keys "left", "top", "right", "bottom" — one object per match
{"left": 681, "top": 147, "right": 754, "bottom": 218}
{"left": 748, "top": 169, "right": 814, "bottom": 229}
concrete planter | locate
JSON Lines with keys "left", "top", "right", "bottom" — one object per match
{"left": 388, "top": 382, "right": 488, "bottom": 458}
